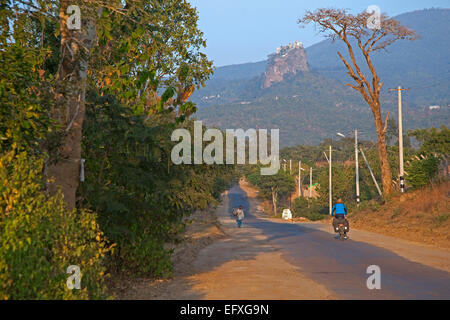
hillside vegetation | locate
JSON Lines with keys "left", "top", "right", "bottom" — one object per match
{"left": 192, "top": 8, "right": 450, "bottom": 147}
{"left": 350, "top": 181, "right": 450, "bottom": 248}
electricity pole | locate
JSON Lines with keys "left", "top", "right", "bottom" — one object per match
{"left": 355, "top": 129, "right": 360, "bottom": 205}
{"left": 309, "top": 167, "right": 313, "bottom": 199}
{"left": 390, "top": 86, "right": 409, "bottom": 193}
{"left": 324, "top": 146, "right": 332, "bottom": 215}
{"left": 298, "top": 161, "right": 304, "bottom": 197}
{"left": 329, "top": 145, "right": 332, "bottom": 215}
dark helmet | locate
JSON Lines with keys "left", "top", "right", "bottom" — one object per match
{"left": 239, "top": 205, "right": 243, "bottom": 209}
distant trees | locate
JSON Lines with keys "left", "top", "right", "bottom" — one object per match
{"left": 408, "top": 126, "right": 450, "bottom": 157}
{"left": 407, "top": 125, "right": 450, "bottom": 185}
{"left": 299, "top": 8, "right": 417, "bottom": 195}
{"left": 247, "top": 170, "right": 295, "bottom": 215}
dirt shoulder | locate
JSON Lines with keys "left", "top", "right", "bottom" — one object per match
{"left": 240, "top": 180, "right": 450, "bottom": 273}
{"left": 350, "top": 182, "right": 450, "bottom": 249}
{"left": 114, "top": 188, "right": 334, "bottom": 300}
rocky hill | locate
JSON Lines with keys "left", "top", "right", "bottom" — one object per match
{"left": 190, "top": 8, "right": 450, "bottom": 146}
{"left": 262, "top": 41, "right": 308, "bottom": 88}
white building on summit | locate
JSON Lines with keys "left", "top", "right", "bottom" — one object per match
{"left": 275, "top": 41, "right": 303, "bottom": 54}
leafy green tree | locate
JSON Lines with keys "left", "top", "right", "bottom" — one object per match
{"left": 408, "top": 126, "right": 450, "bottom": 156}
{"left": 248, "top": 169, "right": 295, "bottom": 214}
{"left": 405, "top": 156, "right": 440, "bottom": 189}
{"left": 292, "top": 197, "right": 327, "bottom": 221}
{"left": 0, "top": 1, "right": 53, "bottom": 154}
{"left": 80, "top": 93, "right": 236, "bottom": 276}
{"left": 408, "top": 125, "right": 449, "bottom": 181}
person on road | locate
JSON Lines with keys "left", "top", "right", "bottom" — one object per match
{"left": 331, "top": 198, "right": 349, "bottom": 238}
{"left": 235, "top": 205, "right": 245, "bottom": 228}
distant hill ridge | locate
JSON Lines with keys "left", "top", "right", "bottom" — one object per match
{"left": 192, "top": 8, "right": 449, "bottom": 147}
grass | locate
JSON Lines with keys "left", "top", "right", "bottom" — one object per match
{"left": 350, "top": 180, "right": 450, "bottom": 248}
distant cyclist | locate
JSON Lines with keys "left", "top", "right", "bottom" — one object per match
{"left": 331, "top": 199, "right": 349, "bottom": 239}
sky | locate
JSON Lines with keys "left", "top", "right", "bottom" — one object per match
{"left": 189, "top": 0, "right": 449, "bottom": 67}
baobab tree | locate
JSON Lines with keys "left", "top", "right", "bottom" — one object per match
{"left": 298, "top": 8, "right": 417, "bottom": 195}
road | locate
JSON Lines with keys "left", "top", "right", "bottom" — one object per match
{"left": 227, "top": 184, "right": 450, "bottom": 299}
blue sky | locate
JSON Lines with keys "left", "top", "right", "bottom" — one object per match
{"left": 189, "top": 0, "right": 449, "bottom": 67}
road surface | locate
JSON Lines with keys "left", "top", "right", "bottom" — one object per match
{"left": 226, "top": 184, "right": 450, "bottom": 299}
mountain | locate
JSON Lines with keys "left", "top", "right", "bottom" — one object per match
{"left": 262, "top": 41, "right": 308, "bottom": 88}
{"left": 191, "top": 8, "right": 450, "bottom": 147}
{"left": 306, "top": 8, "right": 450, "bottom": 108}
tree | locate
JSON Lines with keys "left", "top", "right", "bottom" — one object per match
{"left": 408, "top": 126, "right": 450, "bottom": 157}
{"left": 248, "top": 170, "right": 295, "bottom": 214}
{"left": 386, "top": 117, "right": 398, "bottom": 146}
{"left": 299, "top": 8, "right": 417, "bottom": 195}
{"left": 45, "top": 1, "right": 101, "bottom": 210}
{"left": 409, "top": 125, "right": 450, "bottom": 177}
{"left": 13, "top": 1, "right": 213, "bottom": 209}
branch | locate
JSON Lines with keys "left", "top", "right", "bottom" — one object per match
{"left": 383, "top": 112, "right": 390, "bottom": 134}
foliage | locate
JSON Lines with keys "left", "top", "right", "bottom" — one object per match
{"left": 0, "top": 4, "right": 53, "bottom": 154}
{"left": 0, "top": 152, "right": 110, "bottom": 299}
{"left": 405, "top": 156, "right": 440, "bottom": 189}
{"left": 90, "top": 0, "right": 214, "bottom": 117}
{"left": 80, "top": 93, "right": 236, "bottom": 277}
{"left": 0, "top": 0, "right": 224, "bottom": 296}
{"left": 317, "top": 164, "right": 355, "bottom": 207}
{"left": 247, "top": 168, "right": 295, "bottom": 214}
{"left": 291, "top": 197, "right": 327, "bottom": 221}
{"left": 408, "top": 126, "right": 450, "bottom": 157}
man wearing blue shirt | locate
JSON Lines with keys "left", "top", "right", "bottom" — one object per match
{"left": 332, "top": 198, "right": 349, "bottom": 238}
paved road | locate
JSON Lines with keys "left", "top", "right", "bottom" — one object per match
{"left": 228, "top": 185, "right": 450, "bottom": 299}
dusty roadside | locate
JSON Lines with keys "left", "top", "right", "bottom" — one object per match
{"left": 114, "top": 188, "right": 335, "bottom": 299}
{"left": 240, "top": 180, "right": 450, "bottom": 273}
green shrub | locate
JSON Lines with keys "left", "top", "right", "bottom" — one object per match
{"left": 80, "top": 97, "right": 236, "bottom": 277}
{"left": 108, "top": 221, "right": 173, "bottom": 278}
{"left": 292, "top": 197, "right": 327, "bottom": 221}
{"left": 0, "top": 152, "right": 110, "bottom": 299}
{"left": 406, "top": 156, "right": 440, "bottom": 189}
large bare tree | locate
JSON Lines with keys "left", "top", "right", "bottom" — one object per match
{"left": 47, "top": 1, "right": 100, "bottom": 210}
{"left": 299, "top": 8, "right": 416, "bottom": 195}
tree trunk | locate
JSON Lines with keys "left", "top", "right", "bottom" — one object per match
{"left": 272, "top": 189, "right": 277, "bottom": 215}
{"left": 372, "top": 102, "right": 393, "bottom": 195}
{"left": 47, "top": 1, "right": 97, "bottom": 210}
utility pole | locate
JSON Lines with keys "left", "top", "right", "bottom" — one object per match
{"left": 289, "top": 159, "right": 292, "bottom": 174}
{"left": 323, "top": 146, "right": 332, "bottom": 215}
{"left": 309, "top": 167, "right": 312, "bottom": 199}
{"left": 355, "top": 129, "right": 360, "bottom": 205}
{"left": 390, "top": 86, "right": 409, "bottom": 193}
{"left": 329, "top": 145, "right": 332, "bottom": 215}
{"left": 298, "top": 161, "right": 303, "bottom": 197}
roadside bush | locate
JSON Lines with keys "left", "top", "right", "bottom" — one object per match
{"left": 292, "top": 197, "right": 327, "bottom": 221}
{"left": 0, "top": 152, "right": 110, "bottom": 299}
{"left": 80, "top": 96, "right": 236, "bottom": 277}
{"left": 406, "top": 156, "right": 440, "bottom": 189}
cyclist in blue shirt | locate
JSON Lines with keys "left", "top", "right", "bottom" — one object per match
{"left": 332, "top": 198, "right": 349, "bottom": 238}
